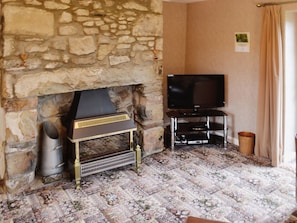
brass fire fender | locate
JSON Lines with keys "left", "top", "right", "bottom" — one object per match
{"left": 68, "top": 113, "right": 141, "bottom": 190}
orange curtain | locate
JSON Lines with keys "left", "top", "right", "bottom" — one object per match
{"left": 255, "top": 5, "right": 284, "bottom": 167}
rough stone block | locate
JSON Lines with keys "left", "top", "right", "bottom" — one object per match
{"left": 5, "top": 171, "right": 35, "bottom": 194}
{"left": 5, "top": 110, "right": 37, "bottom": 144}
{"left": 133, "top": 14, "right": 163, "bottom": 37}
{"left": 142, "top": 126, "right": 164, "bottom": 156}
{"left": 3, "top": 5, "right": 54, "bottom": 36}
{"left": 69, "top": 36, "right": 96, "bottom": 55}
{"left": 2, "top": 97, "right": 38, "bottom": 112}
{"left": 6, "top": 150, "right": 36, "bottom": 177}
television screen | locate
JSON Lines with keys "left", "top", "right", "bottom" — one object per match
{"left": 167, "top": 74, "right": 225, "bottom": 110}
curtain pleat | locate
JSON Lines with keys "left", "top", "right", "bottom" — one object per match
{"left": 255, "top": 6, "right": 284, "bottom": 166}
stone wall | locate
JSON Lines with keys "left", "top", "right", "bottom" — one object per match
{"left": 1, "top": 0, "right": 164, "bottom": 193}
{"left": 0, "top": 1, "right": 5, "bottom": 185}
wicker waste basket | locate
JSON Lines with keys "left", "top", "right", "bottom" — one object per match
{"left": 238, "top": 132, "right": 255, "bottom": 155}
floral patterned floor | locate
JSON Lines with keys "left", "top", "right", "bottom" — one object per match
{"left": 0, "top": 144, "right": 296, "bottom": 223}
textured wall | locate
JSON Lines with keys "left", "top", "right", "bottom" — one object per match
{"left": 0, "top": 1, "right": 4, "bottom": 183}
{"left": 1, "top": 0, "right": 164, "bottom": 193}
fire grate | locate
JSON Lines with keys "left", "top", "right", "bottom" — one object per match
{"left": 80, "top": 150, "right": 136, "bottom": 177}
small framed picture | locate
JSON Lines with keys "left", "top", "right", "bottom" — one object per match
{"left": 235, "top": 32, "right": 250, "bottom": 52}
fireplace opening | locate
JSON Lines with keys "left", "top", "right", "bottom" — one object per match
{"left": 37, "top": 85, "right": 142, "bottom": 188}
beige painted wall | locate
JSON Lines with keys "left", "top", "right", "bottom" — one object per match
{"left": 164, "top": 0, "right": 263, "bottom": 143}
{"left": 186, "top": 0, "right": 263, "bottom": 142}
{"left": 163, "top": 2, "right": 187, "bottom": 74}
{"left": 163, "top": 2, "right": 187, "bottom": 122}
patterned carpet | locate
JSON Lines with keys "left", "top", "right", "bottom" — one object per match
{"left": 0, "top": 144, "right": 296, "bottom": 223}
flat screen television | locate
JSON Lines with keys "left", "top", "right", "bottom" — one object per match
{"left": 167, "top": 74, "right": 225, "bottom": 111}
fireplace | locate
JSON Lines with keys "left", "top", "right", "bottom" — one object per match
{"left": 66, "top": 88, "right": 141, "bottom": 189}
{"left": 0, "top": 1, "right": 164, "bottom": 193}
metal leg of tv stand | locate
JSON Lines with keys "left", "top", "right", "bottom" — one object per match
{"left": 223, "top": 115, "right": 228, "bottom": 148}
{"left": 170, "top": 117, "right": 177, "bottom": 150}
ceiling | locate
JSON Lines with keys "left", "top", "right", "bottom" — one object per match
{"left": 163, "top": 0, "right": 206, "bottom": 3}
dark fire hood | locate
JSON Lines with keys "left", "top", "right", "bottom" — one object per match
{"left": 67, "top": 88, "right": 136, "bottom": 141}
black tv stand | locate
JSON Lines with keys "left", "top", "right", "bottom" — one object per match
{"left": 166, "top": 110, "right": 228, "bottom": 149}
